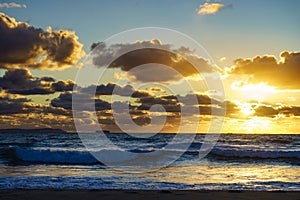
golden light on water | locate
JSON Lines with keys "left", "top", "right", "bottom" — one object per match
{"left": 150, "top": 165, "right": 300, "bottom": 187}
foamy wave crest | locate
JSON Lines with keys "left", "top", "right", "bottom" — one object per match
{"left": 210, "top": 147, "right": 300, "bottom": 160}
{"left": 14, "top": 145, "right": 300, "bottom": 165}
{"left": 15, "top": 147, "right": 99, "bottom": 164}
{"left": 15, "top": 147, "right": 130, "bottom": 164}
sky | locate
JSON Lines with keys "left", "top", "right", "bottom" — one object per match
{"left": 0, "top": 0, "right": 299, "bottom": 133}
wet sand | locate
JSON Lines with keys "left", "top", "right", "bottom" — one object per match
{"left": 1, "top": 189, "right": 299, "bottom": 200}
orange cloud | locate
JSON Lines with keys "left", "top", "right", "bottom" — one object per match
{"left": 198, "top": 2, "right": 224, "bottom": 15}
{"left": 226, "top": 51, "right": 300, "bottom": 89}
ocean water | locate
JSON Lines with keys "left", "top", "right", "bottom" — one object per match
{"left": 0, "top": 132, "right": 299, "bottom": 190}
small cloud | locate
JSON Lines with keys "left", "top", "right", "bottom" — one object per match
{"left": 198, "top": 2, "right": 224, "bottom": 15}
{"left": 219, "top": 57, "right": 227, "bottom": 62}
{"left": 0, "top": 2, "right": 26, "bottom": 9}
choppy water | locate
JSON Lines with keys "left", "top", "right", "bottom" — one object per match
{"left": 0, "top": 132, "right": 299, "bottom": 190}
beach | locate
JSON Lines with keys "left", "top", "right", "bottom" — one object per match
{"left": 1, "top": 189, "right": 300, "bottom": 200}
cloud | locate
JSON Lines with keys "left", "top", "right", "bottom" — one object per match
{"left": 254, "top": 105, "right": 279, "bottom": 117}
{"left": 279, "top": 106, "right": 300, "bottom": 116}
{"left": 51, "top": 80, "right": 75, "bottom": 92}
{"left": 0, "top": 90, "right": 74, "bottom": 130}
{"left": 51, "top": 92, "right": 112, "bottom": 111}
{"left": 0, "top": 12, "right": 84, "bottom": 70}
{"left": 137, "top": 95, "right": 181, "bottom": 113}
{"left": 0, "top": 91, "right": 29, "bottom": 114}
{"left": 79, "top": 83, "right": 153, "bottom": 98}
{"left": 0, "top": 2, "right": 26, "bottom": 8}
{"left": 0, "top": 69, "right": 75, "bottom": 95}
{"left": 53, "top": 82, "right": 154, "bottom": 112}
{"left": 219, "top": 57, "right": 227, "bottom": 62}
{"left": 232, "top": 101, "right": 300, "bottom": 118}
{"left": 198, "top": 2, "right": 224, "bottom": 15}
{"left": 52, "top": 83, "right": 229, "bottom": 131}
{"left": 226, "top": 51, "right": 300, "bottom": 89}
{"left": 91, "top": 39, "right": 216, "bottom": 82}
{"left": 135, "top": 93, "right": 229, "bottom": 117}
{"left": 81, "top": 83, "right": 132, "bottom": 96}
{"left": 0, "top": 69, "right": 38, "bottom": 89}
{"left": 2, "top": 82, "right": 300, "bottom": 132}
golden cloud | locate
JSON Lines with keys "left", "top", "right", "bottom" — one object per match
{"left": 198, "top": 2, "right": 224, "bottom": 15}
{"left": 0, "top": 69, "right": 75, "bottom": 95}
{"left": 0, "top": 12, "right": 84, "bottom": 70}
{"left": 226, "top": 51, "right": 300, "bottom": 89}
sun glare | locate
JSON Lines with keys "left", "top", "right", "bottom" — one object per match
{"left": 232, "top": 82, "right": 276, "bottom": 101}
{"left": 244, "top": 117, "right": 271, "bottom": 133}
{"left": 239, "top": 103, "right": 255, "bottom": 116}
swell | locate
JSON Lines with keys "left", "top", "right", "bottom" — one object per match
{"left": 12, "top": 145, "right": 300, "bottom": 165}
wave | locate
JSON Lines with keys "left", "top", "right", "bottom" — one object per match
{"left": 15, "top": 147, "right": 101, "bottom": 164}
{"left": 1, "top": 175, "right": 299, "bottom": 190}
{"left": 13, "top": 144, "right": 300, "bottom": 165}
{"left": 15, "top": 147, "right": 142, "bottom": 164}
{"left": 210, "top": 147, "right": 300, "bottom": 160}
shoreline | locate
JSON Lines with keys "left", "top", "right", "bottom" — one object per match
{"left": 1, "top": 189, "right": 299, "bottom": 200}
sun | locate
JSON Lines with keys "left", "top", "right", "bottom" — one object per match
{"left": 239, "top": 103, "right": 255, "bottom": 116}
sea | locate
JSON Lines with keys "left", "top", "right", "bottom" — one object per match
{"left": 0, "top": 132, "right": 299, "bottom": 191}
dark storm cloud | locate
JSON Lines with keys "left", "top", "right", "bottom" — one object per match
{"left": 91, "top": 40, "right": 216, "bottom": 82}
{"left": 0, "top": 69, "right": 75, "bottom": 95}
{"left": 227, "top": 51, "right": 300, "bottom": 89}
{"left": 0, "top": 12, "right": 84, "bottom": 70}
